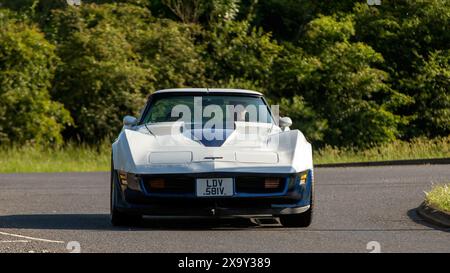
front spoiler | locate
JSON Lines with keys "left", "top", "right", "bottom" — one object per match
{"left": 116, "top": 203, "right": 310, "bottom": 218}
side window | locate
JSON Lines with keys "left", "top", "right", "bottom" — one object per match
{"left": 145, "top": 97, "right": 195, "bottom": 123}
{"left": 147, "top": 100, "right": 173, "bottom": 123}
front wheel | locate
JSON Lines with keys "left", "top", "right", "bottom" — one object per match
{"left": 279, "top": 208, "right": 313, "bottom": 227}
{"left": 110, "top": 160, "right": 141, "bottom": 226}
{"left": 280, "top": 178, "right": 314, "bottom": 228}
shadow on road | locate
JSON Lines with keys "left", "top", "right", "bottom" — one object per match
{"left": 2, "top": 211, "right": 447, "bottom": 232}
{"left": 0, "top": 214, "right": 259, "bottom": 231}
{"left": 407, "top": 208, "right": 450, "bottom": 233}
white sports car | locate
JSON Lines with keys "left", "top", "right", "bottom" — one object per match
{"left": 111, "top": 88, "right": 314, "bottom": 227}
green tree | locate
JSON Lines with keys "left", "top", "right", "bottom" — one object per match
{"left": 160, "top": 0, "right": 241, "bottom": 24}
{"left": 48, "top": 4, "right": 153, "bottom": 142}
{"left": 277, "top": 96, "right": 328, "bottom": 143}
{"left": 135, "top": 19, "right": 206, "bottom": 89}
{"left": 272, "top": 15, "right": 408, "bottom": 147}
{"left": 252, "top": 0, "right": 357, "bottom": 41}
{"left": 204, "top": 20, "right": 281, "bottom": 88}
{"left": 1, "top": 0, "right": 447, "bottom": 148}
{"left": 302, "top": 15, "right": 354, "bottom": 54}
{"left": 0, "top": 11, "right": 71, "bottom": 145}
{"left": 353, "top": 1, "right": 450, "bottom": 138}
{"left": 403, "top": 50, "right": 450, "bottom": 137}
{"left": 353, "top": 1, "right": 450, "bottom": 75}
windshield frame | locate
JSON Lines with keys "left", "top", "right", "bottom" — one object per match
{"left": 138, "top": 92, "right": 275, "bottom": 126}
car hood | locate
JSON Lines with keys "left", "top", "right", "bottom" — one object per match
{"left": 112, "top": 122, "right": 313, "bottom": 174}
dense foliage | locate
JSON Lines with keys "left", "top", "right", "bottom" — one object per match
{"left": 0, "top": 11, "right": 71, "bottom": 145}
{"left": 0, "top": 0, "right": 448, "bottom": 147}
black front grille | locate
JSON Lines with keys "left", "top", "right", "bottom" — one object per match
{"left": 143, "top": 176, "right": 195, "bottom": 194}
{"left": 141, "top": 175, "right": 287, "bottom": 195}
{"left": 235, "top": 177, "right": 285, "bottom": 194}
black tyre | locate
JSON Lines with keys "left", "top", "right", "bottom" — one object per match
{"left": 280, "top": 179, "right": 314, "bottom": 228}
{"left": 110, "top": 158, "right": 141, "bottom": 226}
{"left": 279, "top": 207, "right": 313, "bottom": 227}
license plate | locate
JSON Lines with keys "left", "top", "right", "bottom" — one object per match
{"left": 196, "top": 178, "right": 234, "bottom": 197}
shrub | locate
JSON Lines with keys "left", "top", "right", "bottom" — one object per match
{"left": 48, "top": 4, "right": 154, "bottom": 142}
{"left": 272, "top": 16, "right": 408, "bottom": 148}
{"left": 0, "top": 11, "right": 71, "bottom": 145}
{"left": 204, "top": 20, "right": 281, "bottom": 88}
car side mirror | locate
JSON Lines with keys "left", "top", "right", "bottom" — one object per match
{"left": 279, "top": 117, "right": 292, "bottom": 131}
{"left": 123, "top": 115, "right": 138, "bottom": 127}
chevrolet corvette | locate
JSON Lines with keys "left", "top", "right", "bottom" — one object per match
{"left": 111, "top": 88, "right": 314, "bottom": 227}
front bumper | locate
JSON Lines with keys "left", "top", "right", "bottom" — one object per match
{"left": 114, "top": 171, "right": 313, "bottom": 217}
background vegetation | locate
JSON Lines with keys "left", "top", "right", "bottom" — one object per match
{"left": 0, "top": 0, "right": 449, "bottom": 171}
{"left": 425, "top": 183, "right": 450, "bottom": 213}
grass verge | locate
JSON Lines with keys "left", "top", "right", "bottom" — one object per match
{"left": 425, "top": 184, "right": 450, "bottom": 213}
{"left": 0, "top": 142, "right": 110, "bottom": 173}
{"left": 313, "top": 136, "right": 449, "bottom": 164}
{"left": 0, "top": 136, "right": 448, "bottom": 173}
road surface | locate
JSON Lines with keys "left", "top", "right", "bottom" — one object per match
{"left": 0, "top": 165, "right": 449, "bottom": 253}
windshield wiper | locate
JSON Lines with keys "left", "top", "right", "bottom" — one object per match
{"left": 144, "top": 123, "right": 155, "bottom": 137}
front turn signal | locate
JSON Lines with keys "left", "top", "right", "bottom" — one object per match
{"left": 118, "top": 171, "right": 128, "bottom": 185}
{"left": 298, "top": 170, "right": 309, "bottom": 185}
{"left": 149, "top": 178, "right": 165, "bottom": 189}
{"left": 264, "top": 178, "right": 281, "bottom": 189}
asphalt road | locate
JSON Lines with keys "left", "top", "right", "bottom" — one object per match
{"left": 0, "top": 165, "right": 449, "bottom": 253}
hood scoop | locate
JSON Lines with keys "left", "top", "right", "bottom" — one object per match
{"left": 190, "top": 128, "right": 235, "bottom": 147}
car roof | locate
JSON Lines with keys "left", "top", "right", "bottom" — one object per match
{"left": 153, "top": 88, "right": 263, "bottom": 96}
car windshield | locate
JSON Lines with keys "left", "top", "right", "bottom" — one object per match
{"left": 142, "top": 94, "right": 274, "bottom": 126}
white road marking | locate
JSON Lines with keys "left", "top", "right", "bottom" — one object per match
{"left": 0, "top": 231, "right": 64, "bottom": 244}
{"left": 0, "top": 240, "right": 30, "bottom": 243}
